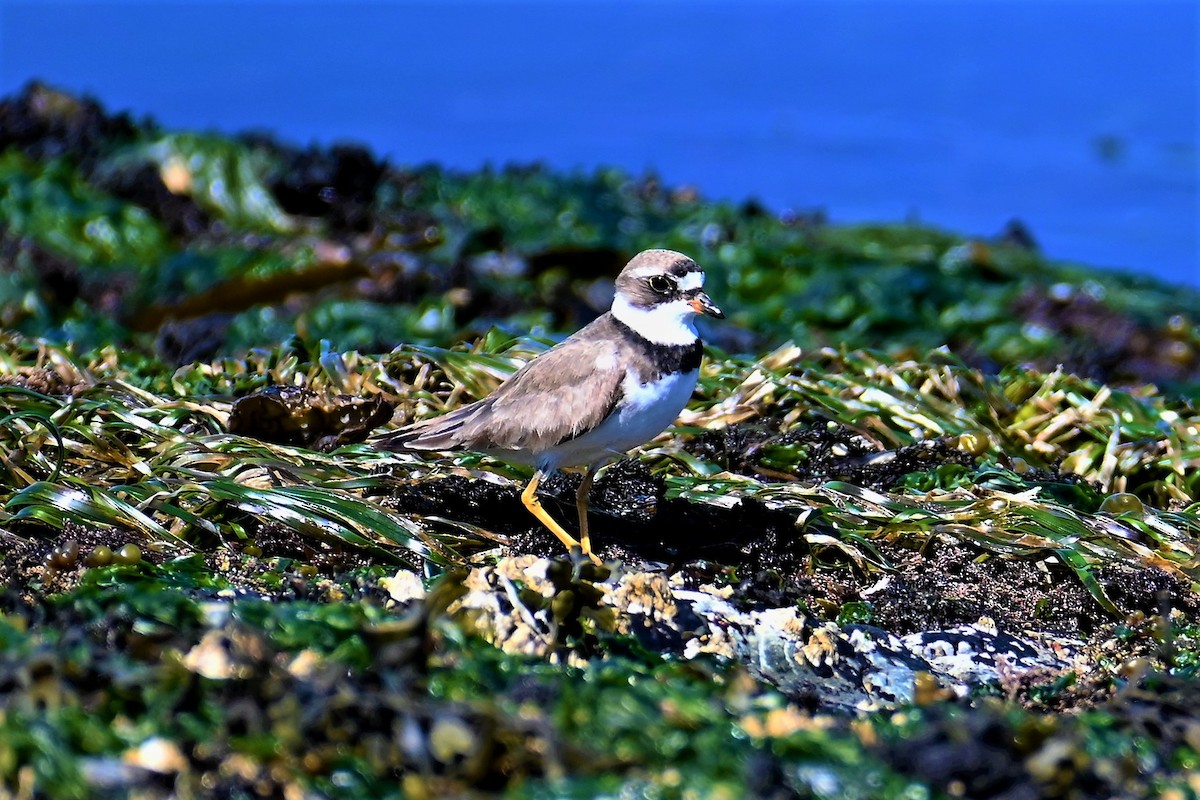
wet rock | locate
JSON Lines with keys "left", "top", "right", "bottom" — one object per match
{"left": 995, "top": 218, "right": 1039, "bottom": 252}
{"left": 124, "top": 737, "right": 188, "bottom": 774}
{"left": 1014, "top": 284, "right": 1200, "bottom": 386}
{"left": 680, "top": 589, "right": 929, "bottom": 711}
{"left": 655, "top": 582, "right": 1080, "bottom": 713}
{"left": 381, "top": 569, "right": 427, "bottom": 605}
{"left": 448, "top": 556, "right": 1082, "bottom": 713}
{"left": 269, "top": 143, "right": 386, "bottom": 233}
{"left": 0, "top": 81, "right": 139, "bottom": 166}
{"left": 95, "top": 161, "right": 213, "bottom": 238}
{"left": 900, "top": 621, "right": 1082, "bottom": 687}
{"left": 227, "top": 385, "right": 395, "bottom": 451}
{"left": 155, "top": 313, "right": 236, "bottom": 364}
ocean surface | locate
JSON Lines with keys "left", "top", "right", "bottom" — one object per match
{"left": 1, "top": 1, "right": 1196, "bottom": 286}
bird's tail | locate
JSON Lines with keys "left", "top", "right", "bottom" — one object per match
{"left": 375, "top": 402, "right": 482, "bottom": 452}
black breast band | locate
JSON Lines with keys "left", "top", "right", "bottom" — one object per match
{"left": 611, "top": 317, "right": 703, "bottom": 379}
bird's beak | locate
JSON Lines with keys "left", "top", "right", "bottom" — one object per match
{"left": 690, "top": 292, "right": 724, "bottom": 319}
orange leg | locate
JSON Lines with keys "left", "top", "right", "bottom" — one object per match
{"left": 575, "top": 466, "right": 598, "bottom": 562}
{"left": 520, "top": 470, "right": 601, "bottom": 565}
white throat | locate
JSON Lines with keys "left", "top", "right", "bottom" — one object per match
{"left": 611, "top": 295, "right": 699, "bottom": 346}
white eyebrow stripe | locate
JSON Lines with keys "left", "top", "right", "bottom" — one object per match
{"left": 677, "top": 271, "right": 704, "bottom": 291}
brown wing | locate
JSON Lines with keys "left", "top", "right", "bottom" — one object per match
{"left": 378, "top": 317, "right": 625, "bottom": 454}
{"left": 375, "top": 398, "right": 490, "bottom": 452}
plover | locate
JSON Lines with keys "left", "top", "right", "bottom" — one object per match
{"left": 378, "top": 249, "right": 723, "bottom": 563}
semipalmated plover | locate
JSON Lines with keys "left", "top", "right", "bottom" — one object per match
{"left": 379, "top": 249, "right": 723, "bottom": 563}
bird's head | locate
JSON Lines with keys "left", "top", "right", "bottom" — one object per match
{"left": 612, "top": 249, "right": 723, "bottom": 345}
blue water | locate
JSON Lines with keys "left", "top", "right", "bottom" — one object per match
{"left": 1, "top": 1, "right": 1196, "bottom": 286}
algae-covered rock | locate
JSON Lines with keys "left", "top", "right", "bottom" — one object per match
{"left": 2, "top": 84, "right": 1200, "bottom": 798}
{"left": 2, "top": 83, "right": 1199, "bottom": 391}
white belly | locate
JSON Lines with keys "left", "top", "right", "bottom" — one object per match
{"left": 538, "top": 368, "right": 699, "bottom": 471}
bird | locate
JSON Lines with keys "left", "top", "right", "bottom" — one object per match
{"left": 377, "top": 248, "right": 723, "bottom": 564}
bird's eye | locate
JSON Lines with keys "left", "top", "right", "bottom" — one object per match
{"left": 648, "top": 275, "right": 674, "bottom": 294}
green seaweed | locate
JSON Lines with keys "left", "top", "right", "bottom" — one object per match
{"left": 0, "top": 151, "right": 170, "bottom": 269}
{"left": 2, "top": 86, "right": 1200, "bottom": 799}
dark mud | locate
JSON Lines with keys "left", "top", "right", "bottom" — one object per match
{"left": 245, "top": 521, "right": 374, "bottom": 575}
{"left": 383, "top": 459, "right": 808, "bottom": 572}
{"left": 383, "top": 444, "right": 1199, "bottom": 645}
{"left": 687, "top": 421, "right": 978, "bottom": 489}
{"left": 0, "top": 519, "right": 386, "bottom": 612}
{"left": 863, "top": 541, "right": 1197, "bottom": 636}
{"left": 0, "top": 522, "right": 160, "bottom": 596}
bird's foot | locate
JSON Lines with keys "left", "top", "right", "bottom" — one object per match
{"left": 565, "top": 544, "right": 602, "bottom": 567}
